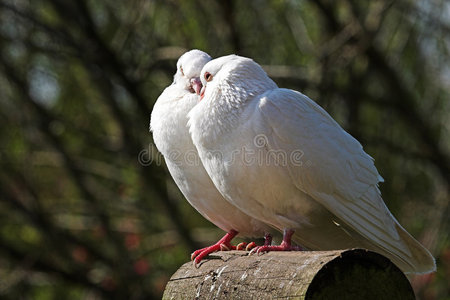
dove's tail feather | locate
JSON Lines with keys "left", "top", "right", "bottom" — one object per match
{"left": 291, "top": 186, "right": 436, "bottom": 274}
{"left": 348, "top": 185, "right": 436, "bottom": 274}
{"left": 348, "top": 199, "right": 437, "bottom": 274}
{"left": 363, "top": 187, "right": 436, "bottom": 274}
{"left": 387, "top": 221, "right": 436, "bottom": 274}
{"left": 352, "top": 193, "right": 436, "bottom": 274}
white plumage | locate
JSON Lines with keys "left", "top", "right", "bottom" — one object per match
{"left": 188, "top": 54, "right": 436, "bottom": 274}
{"left": 150, "top": 50, "right": 271, "bottom": 263}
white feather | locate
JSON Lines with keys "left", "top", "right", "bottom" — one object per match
{"left": 188, "top": 55, "right": 436, "bottom": 274}
{"left": 150, "top": 50, "right": 270, "bottom": 237}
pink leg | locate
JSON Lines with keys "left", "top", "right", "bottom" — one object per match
{"left": 250, "top": 229, "right": 302, "bottom": 254}
{"left": 263, "top": 233, "right": 273, "bottom": 246}
{"left": 191, "top": 230, "right": 238, "bottom": 266}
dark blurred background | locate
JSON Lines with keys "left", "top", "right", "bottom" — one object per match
{"left": 0, "top": 0, "right": 448, "bottom": 299}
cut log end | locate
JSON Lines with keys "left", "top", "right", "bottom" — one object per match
{"left": 163, "top": 249, "right": 415, "bottom": 299}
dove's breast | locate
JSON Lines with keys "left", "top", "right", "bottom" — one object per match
{"left": 151, "top": 92, "right": 197, "bottom": 158}
{"left": 151, "top": 91, "right": 270, "bottom": 237}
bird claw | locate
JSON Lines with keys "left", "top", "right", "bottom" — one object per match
{"left": 192, "top": 259, "right": 201, "bottom": 269}
{"left": 191, "top": 242, "right": 231, "bottom": 266}
{"left": 191, "top": 249, "right": 203, "bottom": 261}
{"left": 248, "top": 233, "right": 272, "bottom": 255}
{"left": 248, "top": 229, "right": 302, "bottom": 256}
{"left": 249, "top": 244, "right": 303, "bottom": 256}
{"left": 236, "top": 242, "right": 247, "bottom": 250}
{"left": 190, "top": 231, "right": 279, "bottom": 266}
{"left": 235, "top": 241, "right": 258, "bottom": 251}
{"left": 190, "top": 230, "right": 240, "bottom": 266}
{"left": 248, "top": 246, "right": 259, "bottom": 256}
{"left": 245, "top": 241, "right": 257, "bottom": 251}
{"left": 220, "top": 243, "right": 231, "bottom": 251}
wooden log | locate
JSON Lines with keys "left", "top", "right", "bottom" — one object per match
{"left": 163, "top": 249, "right": 415, "bottom": 299}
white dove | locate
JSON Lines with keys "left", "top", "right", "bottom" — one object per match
{"left": 150, "top": 50, "right": 272, "bottom": 265}
{"left": 187, "top": 54, "right": 436, "bottom": 274}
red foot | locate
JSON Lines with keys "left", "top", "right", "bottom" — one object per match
{"left": 250, "top": 229, "right": 302, "bottom": 255}
{"left": 238, "top": 232, "right": 273, "bottom": 251}
{"left": 191, "top": 230, "right": 238, "bottom": 266}
{"left": 236, "top": 242, "right": 249, "bottom": 250}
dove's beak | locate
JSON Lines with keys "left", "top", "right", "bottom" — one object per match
{"left": 190, "top": 77, "right": 203, "bottom": 95}
{"left": 199, "top": 86, "right": 205, "bottom": 101}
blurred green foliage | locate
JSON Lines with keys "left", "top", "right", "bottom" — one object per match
{"left": 0, "top": 0, "right": 448, "bottom": 299}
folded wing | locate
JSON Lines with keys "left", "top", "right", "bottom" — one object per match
{"left": 256, "top": 88, "right": 435, "bottom": 273}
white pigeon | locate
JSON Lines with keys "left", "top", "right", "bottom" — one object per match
{"left": 150, "top": 50, "right": 272, "bottom": 264}
{"left": 187, "top": 54, "right": 436, "bottom": 274}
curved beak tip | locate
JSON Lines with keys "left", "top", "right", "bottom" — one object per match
{"left": 190, "top": 77, "right": 203, "bottom": 95}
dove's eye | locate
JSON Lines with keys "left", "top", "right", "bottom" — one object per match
{"left": 179, "top": 66, "right": 184, "bottom": 76}
{"left": 204, "top": 72, "right": 213, "bottom": 82}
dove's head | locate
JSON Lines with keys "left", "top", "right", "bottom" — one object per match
{"left": 199, "top": 55, "right": 277, "bottom": 102}
{"left": 174, "top": 49, "right": 211, "bottom": 95}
